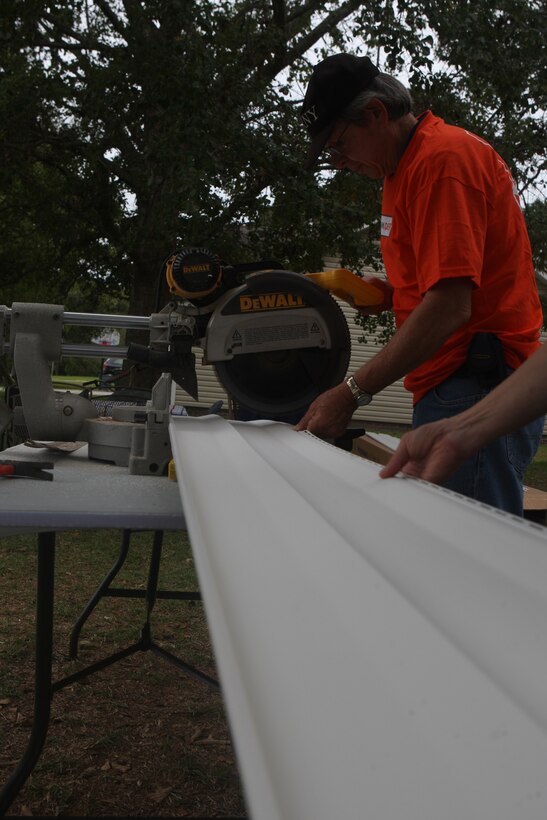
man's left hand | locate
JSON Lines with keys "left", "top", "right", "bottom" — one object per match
{"left": 295, "top": 383, "right": 356, "bottom": 438}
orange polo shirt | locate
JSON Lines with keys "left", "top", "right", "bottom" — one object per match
{"left": 381, "top": 111, "right": 542, "bottom": 404}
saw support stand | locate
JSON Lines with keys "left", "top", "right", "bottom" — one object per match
{"left": 8, "top": 302, "right": 98, "bottom": 441}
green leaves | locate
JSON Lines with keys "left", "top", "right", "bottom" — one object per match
{"left": 0, "top": 0, "right": 544, "bottom": 321}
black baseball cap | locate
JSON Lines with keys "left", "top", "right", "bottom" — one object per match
{"left": 301, "top": 53, "right": 380, "bottom": 169}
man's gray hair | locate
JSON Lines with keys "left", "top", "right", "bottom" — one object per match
{"left": 343, "top": 73, "right": 413, "bottom": 121}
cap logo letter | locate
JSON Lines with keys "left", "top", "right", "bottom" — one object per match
{"left": 302, "top": 106, "right": 318, "bottom": 126}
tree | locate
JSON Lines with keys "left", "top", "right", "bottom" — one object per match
{"left": 525, "top": 199, "right": 547, "bottom": 275}
{"left": 1, "top": 0, "right": 544, "bottom": 334}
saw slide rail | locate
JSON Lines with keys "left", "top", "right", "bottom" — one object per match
{"left": 169, "top": 415, "right": 547, "bottom": 820}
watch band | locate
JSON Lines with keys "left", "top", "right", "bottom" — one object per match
{"left": 345, "top": 376, "right": 373, "bottom": 407}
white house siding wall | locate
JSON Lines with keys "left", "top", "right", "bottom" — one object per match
{"left": 174, "top": 259, "right": 547, "bottom": 435}
{"left": 174, "top": 346, "right": 229, "bottom": 412}
{"left": 321, "top": 257, "right": 412, "bottom": 426}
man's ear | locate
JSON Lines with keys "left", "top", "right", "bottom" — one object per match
{"left": 360, "top": 98, "right": 389, "bottom": 126}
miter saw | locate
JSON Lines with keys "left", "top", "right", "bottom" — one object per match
{"left": 0, "top": 249, "right": 386, "bottom": 475}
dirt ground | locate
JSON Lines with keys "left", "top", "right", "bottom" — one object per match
{"left": 0, "top": 531, "right": 248, "bottom": 818}
{"left": 2, "top": 647, "right": 247, "bottom": 818}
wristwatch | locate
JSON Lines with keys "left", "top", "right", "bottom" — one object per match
{"left": 345, "top": 375, "right": 373, "bottom": 407}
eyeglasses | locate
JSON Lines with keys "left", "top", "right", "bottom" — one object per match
{"left": 323, "top": 122, "right": 351, "bottom": 161}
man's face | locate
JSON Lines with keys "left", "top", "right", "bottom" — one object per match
{"left": 325, "top": 107, "right": 396, "bottom": 178}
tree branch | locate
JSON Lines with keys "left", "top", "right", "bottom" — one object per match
{"left": 95, "top": 0, "right": 128, "bottom": 36}
{"left": 271, "top": 0, "right": 286, "bottom": 28}
{"left": 40, "top": 11, "right": 87, "bottom": 45}
{"left": 36, "top": 11, "right": 116, "bottom": 58}
{"left": 283, "top": 0, "right": 365, "bottom": 69}
{"left": 286, "top": 0, "right": 325, "bottom": 24}
{"left": 257, "top": 0, "right": 366, "bottom": 85}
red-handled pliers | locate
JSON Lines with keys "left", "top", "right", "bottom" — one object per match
{"left": 0, "top": 460, "right": 54, "bottom": 481}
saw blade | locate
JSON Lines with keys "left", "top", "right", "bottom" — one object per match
{"left": 214, "top": 347, "right": 347, "bottom": 417}
{"left": 207, "top": 270, "right": 351, "bottom": 418}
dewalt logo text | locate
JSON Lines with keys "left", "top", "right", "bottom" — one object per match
{"left": 239, "top": 293, "right": 305, "bottom": 312}
{"left": 182, "top": 264, "right": 211, "bottom": 274}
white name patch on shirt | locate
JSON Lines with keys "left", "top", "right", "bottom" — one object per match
{"left": 381, "top": 215, "right": 393, "bottom": 237}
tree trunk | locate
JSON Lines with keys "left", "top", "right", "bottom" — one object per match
{"left": 124, "top": 247, "right": 167, "bottom": 390}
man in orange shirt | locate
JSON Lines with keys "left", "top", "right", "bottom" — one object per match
{"left": 296, "top": 53, "right": 544, "bottom": 515}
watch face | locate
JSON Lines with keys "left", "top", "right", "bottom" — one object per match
{"left": 346, "top": 377, "right": 372, "bottom": 406}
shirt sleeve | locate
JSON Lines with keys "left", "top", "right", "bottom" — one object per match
{"left": 407, "top": 176, "right": 487, "bottom": 295}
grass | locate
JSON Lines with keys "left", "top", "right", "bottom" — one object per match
{"left": 525, "top": 442, "right": 547, "bottom": 492}
{"left": 51, "top": 375, "right": 101, "bottom": 388}
{"left": 0, "top": 375, "right": 107, "bottom": 399}
{"left": 52, "top": 374, "right": 99, "bottom": 383}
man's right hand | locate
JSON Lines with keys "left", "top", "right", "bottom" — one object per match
{"left": 353, "top": 276, "right": 393, "bottom": 315}
{"left": 295, "top": 382, "right": 356, "bottom": 439}
{"left": 379, "top": 420, "right": 471, "bottom": 484}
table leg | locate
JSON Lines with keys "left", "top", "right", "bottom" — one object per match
{"left": 59, "top": 530, "right": 218, "bottom": 691}
{"left": 69, "top": 528, "right": 131, "bottom": 658}
{"left": 0, "top": 531, "right": 56, "bottom": 816}
{"left": 69, "top": 529, "right": 202, "bottom": 659}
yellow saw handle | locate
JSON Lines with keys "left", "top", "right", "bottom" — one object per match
{"left": 305, "top": 268, "right": 387, "bottom": 308}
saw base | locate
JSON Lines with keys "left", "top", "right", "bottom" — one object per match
{"left": 82, "top": 417, "right": 138, "bottom": 467}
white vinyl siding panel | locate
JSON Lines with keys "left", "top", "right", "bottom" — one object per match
{"left": 170, "top": 414, "right": 547, "bottom": 820}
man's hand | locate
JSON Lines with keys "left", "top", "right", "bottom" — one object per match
{"left": 295, "top": 382, "right": 356, "bottom": 439}
{"left": 348, "top": 276, "right": 393, "bottom": 316}
{"left": 379, "top": 420, "right": 471, "bottom": 484}
{"left": 360, "top": 275, "right": 393, "bottom": 313}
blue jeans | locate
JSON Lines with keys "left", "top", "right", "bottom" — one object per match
{"left": 413, "top": 369, "right": 545, "bottom": 516}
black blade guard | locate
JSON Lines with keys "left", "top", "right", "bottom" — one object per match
{"left": 208, "top": 271, "right": 351, "bottom": 419}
